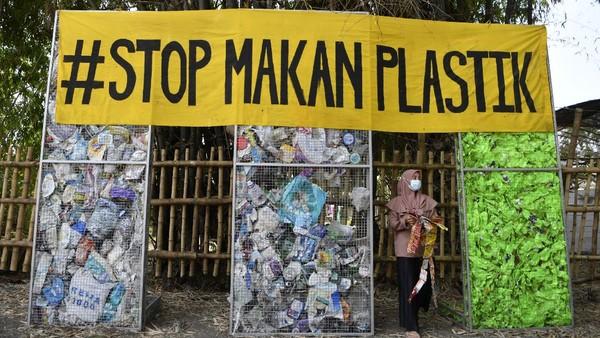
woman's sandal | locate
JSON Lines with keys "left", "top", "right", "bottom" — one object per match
{"left": 406, "top": 331, "right": 421, "bottom": 338}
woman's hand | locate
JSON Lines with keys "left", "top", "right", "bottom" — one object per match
{"left": 405, "top": 214, "right": 418, "bottom": 227}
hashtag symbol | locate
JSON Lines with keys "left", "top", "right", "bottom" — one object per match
{"left": 61, "top": 40, "right": 105, "bottom": 104}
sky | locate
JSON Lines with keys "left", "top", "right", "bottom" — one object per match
{"left": 547, "top": 0, "right": 600, "bottom": 109}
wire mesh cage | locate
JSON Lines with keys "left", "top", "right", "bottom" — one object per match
{"left": 28, "top": 14, "right": 151, "bottom": 330}
{"left": 456, "top": 133, "right": 574, "bottom": 330}
{"left": 30, "top": 163, "right": 147, "bottom": 326}
{"left": 230, "top": 126, "right": 374, "bottom": 335}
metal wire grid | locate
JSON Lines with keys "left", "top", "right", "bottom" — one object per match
{"left": 231, "top": 165, "right": 372, "bottom": 335}
{"left": 29, "top": 14, "right": 151, "bottom": 330}
{"left": 236, "top": 126, "right": 370, "bottom": 165}
{"left": 30, "top": 163, "right": 147, "bottom": 326}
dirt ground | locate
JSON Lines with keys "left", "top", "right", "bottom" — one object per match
{"left": 0, "top": 273, "right": 598, "bottom": 338}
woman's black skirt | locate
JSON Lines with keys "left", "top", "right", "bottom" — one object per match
{"left": 396, "top": 257, "right": 432, "bottom": 331}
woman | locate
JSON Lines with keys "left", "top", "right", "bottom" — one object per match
{"left": 386, "top": 169, "right": 439, "bottom": 338}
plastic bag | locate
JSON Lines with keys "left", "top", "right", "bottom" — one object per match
{"left": 351, "top": 187, "right": 370, "bottom": 212}
{"left": 42, "top": 277, "right": 65, "bottom": 307}
{"left": 254, "top": 207, "right": 279, "bottom": 233}
{"left": 32, "top": 252, "right": 53, "bottom": 294}
{"left": 279, "top": 175, "right": 327, "bottom": 224}
{"left": 294, "top": 128, "right": 327, "bottom": 164}
{"left": 66, "top": 268, "right": 115, "bottom": 323}
{"left": 87, "top": 198, "right": 119, "bottom": 240}
{"left": 42, "top": 174, "right": 55, "bottom": 198}
{"left": 100, "top": 283, "right": 125, "bottom": 322}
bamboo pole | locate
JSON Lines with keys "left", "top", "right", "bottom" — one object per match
{"left": 148, "top": 249, "right": 229, "bottom": 260}
{"left": 1, "top": 148, "right": 20, "bottom": 269}
{"left": 564, "top": 109, "right": 582, "bottom": 277}
{"left": 151, "top": 149, "right": 158, "bottom": 250}
{"left": 386, "top": 149, "right": 401, "bottom": 279}
{"left": 566, "top": 206, "right": 600, "bottom": 212}
{"left": 189, "top": 150, "right": 204, "bottom": 277}
{"left": 150, "top": 197, "right": 232, "bottom": 206}
{"left": 22, "top": 176, "right": 37, "bottom": 273}
{"left": 450, "top": 152, "right": 457, "bottom": 279}
{"left": 376, "top": 255, "right": 461, "bottom": 262}
{"left": 373, "top": 200, "right": 457, "bottom": 208}
{"left": 417, "top": 133, "right": 426, "bottom": 165}
{"left": 0, "top": 198, "right": 35, "bottom": 204}
{"left": 0, "top": 148, "right": 13, "bottom": 248}
{"left": 154, "top": 149, "right": 167, "bottom": 277}
{"left": 152, "top": 160, "right": 232, "bottom": 167}
{"left": 0, "top": 240, "right": 32, "bottom": 248}
{"left": 0, "top": 161, "right": 37, "bottom": 168}
{"left": 562, "top": 167, "right": 600, "bottom": 173}
{"left": 373, "top": 162, "right": 456, "bottom": 170}
{"left": 213, "top": 146, "right": 225, "bottom": 277}
{"left": 439, "top": 151, "right": 446, "bottom": 279}
{"left": 167, "top": 149, "right": 180, "bottom": 278}
{"left": 203, "top": 147, "right": 215, "bottom": 275}
{"left": 10, "top": 147, "right": 33, "bottom": 271}
{"left": 180, "top": 148, "right": 190, "bottom": 277}
{"left": 576, "top": 160, "right": 594, "bottom": 278}
{"left": 571, "top": 178, "right": 579, "bottom": 278}
{"left": 426, "top": 152, "right": 434, "bottom": 282}
{"left": 375, "top": 149, "right": 386, "bottom": 277}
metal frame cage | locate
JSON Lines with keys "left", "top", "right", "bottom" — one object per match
{"left": 27, "top": 13, "right": 152, "bottom": 330}
{"left": 455, "top": 131, "right": 574, "bottom": 330}
{"left": 230, "top": 126, "right": 374, "bottom": 335}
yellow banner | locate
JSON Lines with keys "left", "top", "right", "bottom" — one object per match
{"left": 55, "top": 10, "right": 552, "bottom": 132}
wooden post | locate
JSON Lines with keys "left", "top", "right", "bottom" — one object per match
{"left": 213, "top": 146, "right": 225, "bottom": 277}
{"left": 155, "top": 149, "right": 167, "bottom": 277}
{"left": 1, "top": 148, "right": 20, "bottom": 270}
{"left": 203, "top": 147, "right": 215, "bottom": 275}
{"left": 167, "top": 149, "right": 180, "bottom": 278}
{"left": 10, "top": 147, "right": 33, "bottom": 271}
{"left": 189, "top": 150, "right": 204, "bottom": 277}
{"left": 180, "top": 148, "right": 190, "bottom": 277}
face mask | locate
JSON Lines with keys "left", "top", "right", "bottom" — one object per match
{"left": 408, "top": 179, "right": 421, "bottom": 192}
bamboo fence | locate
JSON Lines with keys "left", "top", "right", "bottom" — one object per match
{"left": 0, "top": 134, "right": 598, "bottom": 281}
